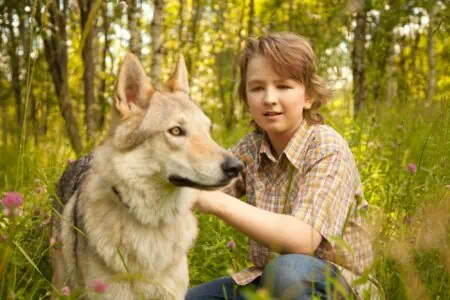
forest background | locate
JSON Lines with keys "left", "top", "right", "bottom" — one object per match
{"left": 0, "top": 0, "right": 449, "bottom": 299}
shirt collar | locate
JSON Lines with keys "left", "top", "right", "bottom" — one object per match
{"left": 283, "top": 120, "right": 314, "bottom": 169}
{"left": 256, "top": 120, "right": 314, "bottom": 170}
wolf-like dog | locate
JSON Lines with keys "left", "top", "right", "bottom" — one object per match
{"left": 51, "top": 53, "right": 242, "bottom": 299}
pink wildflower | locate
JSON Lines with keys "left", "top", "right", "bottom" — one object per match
{"left": 91, "top": 278, "right": 109, "bottom": 294}
{"left": 61, "top": 285, "right": 71, "bottom": 296}
{"left": 68, "top": 158, "right": 75, "bottom": 164}
{"left": 227, "top": 240, "right": 236, "bottom": 250}
{"left": 407, "top": 163, "right": 417, "bottom": 173}
{"left": 2, "top": 192, "right": 24, "bottom": 208}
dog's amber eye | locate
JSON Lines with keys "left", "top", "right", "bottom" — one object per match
{"left": 169, "top": 126, "right": 184, "bottom": 136}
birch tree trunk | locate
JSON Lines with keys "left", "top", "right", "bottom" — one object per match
{"left": 386, "top": 42, "right": 395, "bottom": 106}
{"left": 127, "top": 0, "right": 141, "bottom": 56}
{"left": 78, "top": 0, "right": 98, "bottom": 139}
{"left": 351, "top": 0, "right": 367, "bottom": 114}
{"left": 410, "top": 19, "right": 421, "bottom": 74}
{"left": 150, "top": 0, "right": 165, "bottom": 87}
{"left": 0, "top": 5, "right": 5, "bottom": 147}
{"left": 6, "top": 6, "right": 23, "bottom": 131}
{"left": 426, "top": 3, "right": 436, "bottom": 106}
{"left": 37, "top": 0, "right": 84, "bottom": 153}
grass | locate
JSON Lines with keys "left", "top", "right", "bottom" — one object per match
{"left": 0, "top": 97, "right": 449, "bottom": 299}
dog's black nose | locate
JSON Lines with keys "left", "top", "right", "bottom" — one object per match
{"left": 221, "top": 157, "right": 243, "bottom": 179}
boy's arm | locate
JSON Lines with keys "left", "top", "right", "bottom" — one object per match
{"left": 196, "top": 190, "right": 322, "bottom": 255}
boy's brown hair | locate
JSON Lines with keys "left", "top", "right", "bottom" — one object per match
{"left": 237, "top": 32, "right": 332, "bottom": 124}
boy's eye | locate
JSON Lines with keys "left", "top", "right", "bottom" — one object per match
{"left": 278, "top": 85, "right": 291, "bottom": 89}
{"left": 250, "top": 87, "right": 264, "bottom": 92}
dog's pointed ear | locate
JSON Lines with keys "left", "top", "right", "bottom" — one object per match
{"left": 115, "top": 53, "right": 154, "bottom": 119}
{"left": 164, "top": 55, "right": 189, "bottom": 93}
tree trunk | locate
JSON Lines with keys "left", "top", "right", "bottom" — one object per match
{"left": 386, "top": 41, "right": 395, "bottom": 107}
{"left": 226, "top": 0, "right": 247, "bottom": 129}
{"left": 78, "top": 0, "right": 98, "bottom": 139}
{"left": 6, "top": 6, "right": 23, "bottom": 131}
{"left": 288, "top": 0, "right": 294, "bottom": 31}
{"left": 127, "top": 0, "right": 141, "bottom": 56}
{"left": 41, "top": 79, "right": 50, "bottom": 136}
{"left": 410, "top": 20, "right": 421, "bottom": 74}
{"left": 98, "top": 1, "right": 111, "bottom": 129}
{"left": 248, "top": 0, "right": 254, "bottom": 37}
{"left": 178, "top": 0, "right": 184, "bottom": 44}
{"left": 37, "top": 0, "right": 84, "bottom": 153}
{"left": 150, "top": 0, "right": 165, "bottom": 87}
{"left": 351, "top": 0, "right": 367, "bottom": 114}
{"left": 29, "top": 92, "right": 39, "bottom": 146}
{"left": 186, "top": 0, "right": 203, "bottom": 79}
{"left": 213, "top": 0, "right": 227, "bottom": 125}
{"left": 397, "top": 35, "right": 407, "bottom": 104}
{"left": 1, "top": 103, "right": 7, "bottom": 147}
{"left": 426, "top": 3, "right": 436, "bottom": 106}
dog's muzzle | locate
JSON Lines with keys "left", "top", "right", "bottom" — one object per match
{"left": 168, "top": 156, "right": 243, "bottom": 190}
{"left": 221, "top": 156, "right": 243, "bottom": 179}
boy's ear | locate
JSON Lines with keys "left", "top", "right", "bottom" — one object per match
{"left": 115, "top": 53, "right": 154, "bottom": 119}
{"left": 304, "top": 93, "right": 314, "bottom": 109}
{"left": 164, "top": 55, "right": 189, "bottom": 93}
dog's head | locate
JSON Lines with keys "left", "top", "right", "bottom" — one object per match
{"left": 108, "top": 53, "right": 242, "bottom": 190}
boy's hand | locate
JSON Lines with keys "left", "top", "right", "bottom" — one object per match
{"left": 194, "top": 191, "right": 217, "bottom": 214}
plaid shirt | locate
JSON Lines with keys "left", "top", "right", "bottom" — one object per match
{"left": 222, "top": 121, "right": 380, "bottom": 299}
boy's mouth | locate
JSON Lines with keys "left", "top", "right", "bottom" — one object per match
{"left": 264, "top": 112, "right": 282, "bottom": 116}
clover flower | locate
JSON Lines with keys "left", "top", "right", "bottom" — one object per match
{"left": 2, "top": 192, "right": 24, "bottom": 216}
{"left": 2, "top": 192, "right": 24, "bottom": 208}
{"left": 61, "top": 286, "right": 71, "bottom": 296}
{"left": 407, "top": 163, "right": 417, "bottom": 173}
{"left": 227, "top": 240, "right": 236, "bottom": 250}
{"left": 91, "top": 278, "right": 109, "bottom": 294}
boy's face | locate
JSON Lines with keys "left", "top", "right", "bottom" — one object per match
{"left": 246, "top": 55, "right": 312, "bottom": 141}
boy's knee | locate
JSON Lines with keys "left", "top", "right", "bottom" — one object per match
{"left": 264, "top": 254, "right": 322, "bottom": 280}
{"left": 262, "top": 254, "right": 337, "bottom": 299}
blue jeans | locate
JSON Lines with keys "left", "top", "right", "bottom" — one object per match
{"left": 186, "top": 254, "right": 355, "bottom": 300}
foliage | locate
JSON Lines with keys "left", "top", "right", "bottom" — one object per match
{"left": 0, "top": 0, "right": 449, "bottom": 299}
{"left": 1, "top": 98, "right": 449, "bottom": 299}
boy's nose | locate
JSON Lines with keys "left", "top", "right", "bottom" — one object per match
{"left": 263, "top": 88, "right": 277, "bottom": 105}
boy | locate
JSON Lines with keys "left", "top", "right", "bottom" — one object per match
{"left": 187, "top": 32, "right": 379, "bottom": 300}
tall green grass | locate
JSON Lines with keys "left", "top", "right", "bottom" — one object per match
{"left": 0, "top": 97, "right": 448, "bottom": 299}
